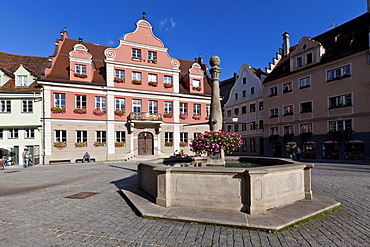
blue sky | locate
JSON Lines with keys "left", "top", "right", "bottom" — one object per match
{"left": 1, "top": 0, "right": 367, "bottom": 80}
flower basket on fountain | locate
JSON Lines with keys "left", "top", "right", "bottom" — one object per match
{"left": 190, "top": 130, "right": 243, "bottom": 155}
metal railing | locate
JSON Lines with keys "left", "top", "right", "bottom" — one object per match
{"left": 128, "top": 112, "right": 162, "bottom": 121}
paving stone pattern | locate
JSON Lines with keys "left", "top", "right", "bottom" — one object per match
{"left": 0, "top": 161, "right": 369, "bottom": 246}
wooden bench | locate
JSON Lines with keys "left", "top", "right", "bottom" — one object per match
{"left": 75, "top": 158, "right": 96, "bottom": 163}
{"left": 49, "top": 159, "right": 71, "bottom": 165}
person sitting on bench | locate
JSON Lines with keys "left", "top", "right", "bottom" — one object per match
{"left": 82, "top": 152, "right": 91, "bottom": 163}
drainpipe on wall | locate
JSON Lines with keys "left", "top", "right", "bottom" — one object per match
{"left": 41, "top": 87, "right": 45, "bottom": 165}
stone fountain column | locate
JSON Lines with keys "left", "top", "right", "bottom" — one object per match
{"left": 207, "top": 56, "right": 225, "bottom": 165}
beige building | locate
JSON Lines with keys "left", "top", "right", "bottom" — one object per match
{"left": 263, "top": 12, "right": 370, "bottom": 160}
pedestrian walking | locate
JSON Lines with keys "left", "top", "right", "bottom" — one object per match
{"left": 296, "top": 147, "right": 302, "bottom": 161}
{"left": 22, "top": 148, "right": 30, "bottom": 168}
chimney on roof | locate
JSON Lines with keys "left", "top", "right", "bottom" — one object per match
{"left": 78, "top": 37, "right": 83, "bottom": 44}
{"left": 282, "top": 32, "right": 290, "bottom": 56}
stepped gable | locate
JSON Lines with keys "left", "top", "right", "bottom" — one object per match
{"left": 265, "top": 12, "right": 370, "bottom": 83}
{"left": 0, "top": 52, "right": 48, "bottom": 92}
{"left": 43, "top": 37, "right": 110, "bottom": 85}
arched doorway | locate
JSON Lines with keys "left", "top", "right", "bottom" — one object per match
{"left": 138, "top": 132, "right": 153, "bottom": 155}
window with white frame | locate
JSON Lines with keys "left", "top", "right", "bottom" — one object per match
{"left": 250, "top": 138, "right": 256, "bottom": 152}
{"left": 76, "top": 130, "right": 87, "bottom": 142}
{"left": 269, "top": 86, "right": 278, "bottom": 96}
{"left": 164, "top": 102, "right": 173, "bottom": 113}
{"left": 327, "top": 65, "right": 350, "bottom": 81}
{"left": 75, "top": 64, "right": 86, "bottom": 75}
{"left": 259, "top": 120, "right": 264, "bottom": 129}
{"left": 55, "top": 130, "right": 66, "bottom": 142}
{"left": 234, "top": 108, "right": 239, "bottom": 116}
{"left": 148, "top": 51, "right": 157, "bottom": 61}
{"left": 269, "top": 108, "right": 278, "bottom": 118}
{"left": 234, "top": 124, "right": 239, "bottom": 132}
{"left": 227, "top": 110, "right": 231, "bottom": 117}
{"left": 306, "top": 53, "right": 313, "bottom": 64}
{"left": 115, "top": 98, "right": 125, "bottom": 111}
{"left": 192, "top": 80, "right": 201, "bottom": 90}
{"left": 148, "top": 100, "right": 158, "bottom": 114}
{"left": 299, "top": 76, "right": 311, "bottom": 89}
{"left": 250, "top": 87, "right": 255, "bottom": 95}
{"left": 250, "top": 121, "right": 256, "bottom": 130}
{"left": 132, "top": 48, "right": 141, "bottom": 59}
{"left": 8, "top": 128, "right": 18, "bottom": 139}
{"left": 116, "top": 131, "right": 126, "bottom": 142}
{"left": 300, "top": 123, "right": 312, "bottom": 133}
{"left": 283, "top": 125, "right": 294, "bottom": 134}
{"left": 164, "top": 75, "right": 172, "bottom": 85}
{"left": 115, "top": 69, "right": 125, "bottom": 79}
{"left": 250, "top": 103, "right": 256, "bottom": 113}
{"left": 296, "top": 57, "right": 303, "bottom": 68}
{"left": 234, "top": 93, "right": 238, "bottom": 100}
{"left": 282, "top": 82, "right": 292, "bottom": 93}
{"left": 25, "top": 128, "right": 35, "bottom": 139}
{"left": 300, "top": 101, "right": 312, "bottom": 113}
{"left": 180, "top": 103, "right": 187, "bottom": 114}
{"left": 0, "top": 100, "right": 11, "bottom": 113}
{"left": 54, "top": 93, "right": 66, "bottom": 108}
{"left": 165, "top": 132, "right": 173, "bottom": 143}
{"left": 259, "top": 101, "right": 263, "bottom": 110}
{"left": 242, "top": 90, "right": 246, "bottom": 97}
{"left": 148, "top": 74, "right": 157, "bottom": 82}
{"left": 75, "top": 95, "right": 86, "bottom": 108}
{"left": 17, "top": 75, "right": 28, "bottom": 87}
{"left": 132, "top": 71, "right": 142, "bottom": 81}
{"left": 96, "top": 131, "right": 106, "bottom": 143}
{"left": 193, "top": 132, "right": 201, "bottom": 139}
{"left": 270, "top": 127, "right": 278, "bottom": 135}
{"left": 95, "top": 96, "right": 106, "bottom": 110}
{"left": 193, "top": 104, "right": 201, "bottom": 115}
{"left": 283, "top": 105, "right": 294, "bottom": 116}
{"left": 180, "top": 132, "right": 188, "bottom": 143}
{"left": 206, "top": 105, "right": 210, "bottom": 116}
{"left": 22, "top": 99, "right": 33, "bottom": 113}
{"left": 0, "top": 129, "right": 3, "bottom": 139}
{"left": 241, "top": 106, "right": 247, "bottom": 114}
{"left": 132, "top": 99, "right": 142, "bottom": 113}
{"left": 329, "top": 93, "right": 352, "bottom": 108}
{"left": 329, "top": 119, "right": 352, "bottom": 131}
{"left": 242, "top": 123, "right": 247, "bottom": 131}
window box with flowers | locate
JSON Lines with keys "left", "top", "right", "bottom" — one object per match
{"left": 73, "top": 108, "right": 87, "bottom": 114}
{"left": 179, "top": 113, "right": 188, "bottom": 120}
{"left": 114, "top": 110, "right": 125, "bottom": 116}
{"left": 164, "top": 83, "right": 173, "bottom": 88}
{"left": 75, "top": 141, "right": 87, "bottom": 147}
{"left": 74, "top": 73, "right": 87, "bottom": 78}
{"left": 163, "top": 112, "right": 173, "bottom": 118}
{"left": 94, "top": 141, "right": 106, "bottom": 147}
{"left": 115, "top": 141, "right": 126, "bottom": 147}
{"left": 54, "top": 141, "right": 67, "bottom": 149}
{"left": 148, "top": 81, "right": 158, "bottom": 87}
{"left": 93, "top": 108, "right": 107, "bottom": 116}
{"left": 192, "top": 114, "right": 201, "bottom": 120}
{"left": 132, "top": 79, "right": 142, "bottom": 85}
{"left": 192, "top": 86, "right": 201, "bottom": 91}
{"left": 132, "top": 57, "right": 142, "bottom": 61}
{"left": 190, "top": 130, "right": 243, "bottom": 155}
{"left": 51, "top": 106, "right": 66, "bottom": 114}
{"left": 114, "top": 77, "right": 125, "bottom": 83}
{"left": 180, "top": 142, "right": 188, "bottom": 147}
{"left": 165, "top": 141, "right": 173, "bottom": 147}
{"left": 148, "top": 59, "right": 157, "bottom": 64}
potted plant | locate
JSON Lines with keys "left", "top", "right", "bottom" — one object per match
{"left": 74, "top": 73, "right": 87, "bottom": 78}
{"left": 114, "top": 77, "right": 125, "bottom": 83}
{"left": 54, "top": 141, "right": 67, "bottom": 149}
{"left": 179, "top": 113, "right": 188, "bottom": 120}
{"left": 73, "top": 108, "right": 87, "bottom": 114}
{"left": 164, "top": 83, "right": 173, "bottom": 88}
{"left": 93, "top": 108, "right": 107, "bottom": 116}
{"left": 165, "top": 141, "right": 173, "bottom": 146}
{"left": 163, "top": 112, "right": 173, "bottom": 118}
{"left": 190, "top": 130, "right": 243, "bottom": 155}
{"left": 114, "top": 110, "right": 125, "bottom": 116}
{"left": 115, "top": 141, "right": 126, "bottom": 147}
{"left": 51, "top": 106, "right": 66, "bottom": 113}
{"left": 75, "top": 141, "right": 87, "bottom": 147}
{"left": 132, "top": 79, "right": 142, "bottom": 85}
{"left": 192, "top": 86, "right": 201, "bottom": 91}
{"left": 148, "top": 81, "right": 158, "bottom": 87}
{"left": 94, "top": 141, "right": 106, "bottom": 147}
{"left": 192, "top": 114, "right": 201, "bottom": 120}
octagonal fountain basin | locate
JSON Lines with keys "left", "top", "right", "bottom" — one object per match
{"left": 137, "top": 157, "right": 313, "bottom": 215}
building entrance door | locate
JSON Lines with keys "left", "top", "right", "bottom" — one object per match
{"left": 138, "top": 132, "right": 153, "bottom": 155}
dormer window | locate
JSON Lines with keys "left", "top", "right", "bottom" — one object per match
{"left": 192, "top": 80, "right": 201, "bottom": 91}
{"left": 296, "top": 57, "right": 303, "bottom": 68}
{"left": 132, "top": 48, "right": 141, "bottom": 61}
{"left": 17, "top": 75, "right": 28, "bottom": 87}
{"left": 148, "top": 51, "right": 157, "bottom": 63}
{"left": 306, "top": 53, "right": 313, "bottom": 64}
{"left": 75, "top": 64, "right": 86, "bottom": 75}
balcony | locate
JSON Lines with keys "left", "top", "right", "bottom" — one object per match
{"left": 128, "top": 112, "right": 162, "bottom": 121}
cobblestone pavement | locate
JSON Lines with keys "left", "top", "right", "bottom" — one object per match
{"left": 0, "top": 160, "right": 369, "bottom": 246}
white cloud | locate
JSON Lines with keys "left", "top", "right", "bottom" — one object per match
{"left": 159, "top": 18, "right": 176, "bottom": 31}
{"left": 107, "top": 39, "right": 115, "bottom": 45}
{"left": 159, "top": 18, "right": 167, "bottom": 30}
{"left": 170, "top": 18, "right": 177, "bottom": 28}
